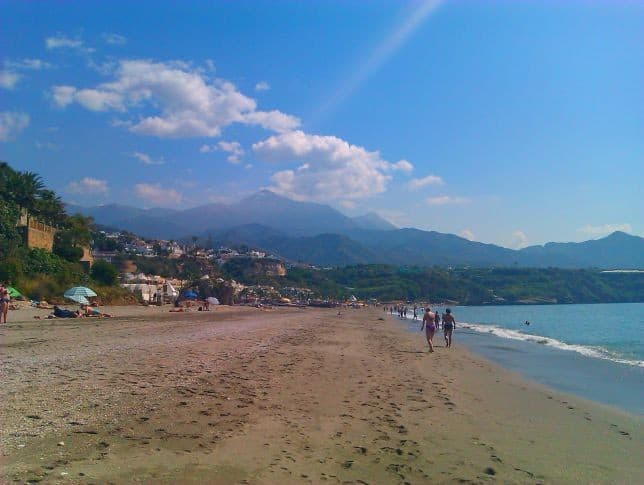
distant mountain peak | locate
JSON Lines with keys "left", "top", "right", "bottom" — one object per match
{"left": 605, "top": 230, "right": 636, "bottom": 240}
{"left": 352, "top": 212, "right": 397, "bottom": 231}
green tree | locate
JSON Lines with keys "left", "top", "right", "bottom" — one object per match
{"left": 0, "top": 199, "right": 22, "bottom": 260}
{"left": 7, "top": 170, "right": 45, "bottom": 222}
{"left": 54, "top": 214, "right": 93, "bottom": 263}
{"left": 91, "top": 260, "right": 118, "bottom": 285}
{"left": 35, "top": 189, "right": 66, "bottom": 226}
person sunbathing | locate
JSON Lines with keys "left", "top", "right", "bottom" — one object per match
{"left": 51, "top": 306, "right": 83, "bottom": 318}
{"left": 84, "top": 306, "right": 113, "bottom": 318}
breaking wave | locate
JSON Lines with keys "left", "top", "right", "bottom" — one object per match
{"left": 461, "top": 322, "right": 644, "bottom": 368}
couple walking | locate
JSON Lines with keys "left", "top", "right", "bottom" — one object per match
{"left": 420, "top": 307, "right": 455, "bottom": 352}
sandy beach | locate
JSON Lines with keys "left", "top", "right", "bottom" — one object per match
{"left": 1, "top": 305, "right": 642, "bottom": 484}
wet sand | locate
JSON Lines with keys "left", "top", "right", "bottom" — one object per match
{"left": 1, "top": 306, "right": 642, "bottom": 484}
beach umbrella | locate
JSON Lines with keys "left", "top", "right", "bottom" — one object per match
{"left": 64, "top": 286, "right": 97, "bottom": 299}
{"left": 183, "top": 290, "right": 198, "bottom": 300}
{"left": 66, "top": 294, "right": 90, "bottom": 305}
{"left": 6, "top": 286, "right": 21, "bottom": 298}
{"left": 207, "top": 297, "right": 219, "bottom": 305}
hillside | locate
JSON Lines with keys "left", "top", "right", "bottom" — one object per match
{"left": 518, "top": 231, "right": 644, "bottom": 268}
{"left": 68, "top": 191, "right": 644, "bottom": 269}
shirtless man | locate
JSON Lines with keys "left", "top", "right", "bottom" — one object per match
{"left": 420, "top": 307, "right": 436, "bottom": 353}
{"left": 443, "top": 308, "right": 456, "bottom": 348}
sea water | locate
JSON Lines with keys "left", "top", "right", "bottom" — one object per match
{"left": 394, "top": 303, "right": 644, "bottom": 415}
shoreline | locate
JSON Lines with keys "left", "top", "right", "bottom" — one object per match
{"left": 2, "top": 306, "right": 642, "bottom": 483}
{"left": 388, "top": 309, "right": 644, "bottom": 416}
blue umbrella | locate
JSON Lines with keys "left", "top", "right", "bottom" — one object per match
{"left": 64, "top": 286, "right": 97, "bottom": 299}
{"left": 183, "top": 290, "right": 198, "bottom": 299}
{"left": 66, "top": 294, "right": 90, "bottom": 305}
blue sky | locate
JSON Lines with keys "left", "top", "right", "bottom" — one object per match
{"left": 1, "top": 0, "right": 642, "bottom": 248}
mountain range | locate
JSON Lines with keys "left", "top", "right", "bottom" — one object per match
{"left": 67, "top": 191, "right": 644, "bottom": 269}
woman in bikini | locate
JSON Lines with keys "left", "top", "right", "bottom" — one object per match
{"left": 420, "top": 307, "right": 436, "bottom": 352}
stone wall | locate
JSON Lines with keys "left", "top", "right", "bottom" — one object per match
{"left": 80, "top": 246, "right": 94, "bottom": 270}
{"left": 20, "top": 220, "right": 57, "bottom": 251}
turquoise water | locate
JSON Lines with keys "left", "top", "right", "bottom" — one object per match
{"left": 451, "top": 303, "right": 644, "bottom": 367}
{"left": 394, "top": 303, "right": 644, "bottom": 414}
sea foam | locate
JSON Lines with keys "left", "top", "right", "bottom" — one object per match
{"left": 461, "top": 322, "right": 644, "bottom": 368}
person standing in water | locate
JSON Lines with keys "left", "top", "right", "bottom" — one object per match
{"left": 421, "top": 307, "right": 436, "bottom": 352}
{"left": 434, "top": 309, "right": 441, "bottom": 330}
{"left": 443, "top": 308, "right": 456, "bottom": 348}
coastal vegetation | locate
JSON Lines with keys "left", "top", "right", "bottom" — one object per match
{"left": 0, "top": 162, "right": 131, "bottom": 303}
{"left": 2, "top": 162, "right": 642, "bottom": 306}
{"left": 223, "top": 260, "right": 644, "bottom": 305}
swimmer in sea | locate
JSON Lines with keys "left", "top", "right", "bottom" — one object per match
{"left": 420, "top": 307, "right": 436, "bottom": 353}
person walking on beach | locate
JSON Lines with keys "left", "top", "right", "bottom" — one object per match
{"left": 1, "top": 287, "right": 10, "bottom": 324}
{"left": 421, "top": 307, "right": 436, "bottom": 352}
{"left": 434, "top": 309, "right": 441, "bottom": 330}
{"left": 443, "top": 308, "right": 456, "bottom": 348}
{"left": 0, "top": 285, "right": 5, "bottom": 324}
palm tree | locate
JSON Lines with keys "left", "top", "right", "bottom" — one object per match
{"left": 0, "top": 161, "right": 16, "bottom": 199}
{"left": 8, "top": 171, "right": 45, "bottom": 224}
{"left": 35, "top": 189, "right": 67, "bottom": 226}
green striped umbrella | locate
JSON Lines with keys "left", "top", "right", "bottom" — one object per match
{"left": 64, "top": 286, "right": 97, "bottom": 299}
{"left": 6, "top": 286, "right": 21, "bottom": 298}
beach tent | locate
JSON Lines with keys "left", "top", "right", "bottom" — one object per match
{"left": 120, "top": 283, "right": 157, "bottom": 302}
{"left": 164, "top": 281, "right": 179, "bottom": 298}
{"left": 182, "top": 290, "right": 198, "bottom": 300}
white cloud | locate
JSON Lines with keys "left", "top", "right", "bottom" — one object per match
{"left": 459, "top": 229, "right": 475, "bottom": 241}
{"left": 1, "top": 58, "right": 54, "bottom": 90}
{"left": 66, "top": 177, "right": 108, "bottom": 194}
{"left": 426, "top": 195, "right": 469, "bottom": 205}
{"left": 509, "top": 230, "right": 529, "bottom": 249}
{"left": 45, "top": 34, "right": 93, "bottom": 53}
{"left": 408, "top": 174, "right": 444, "bottom": 189}
{"left": 7, "top": 58, "right": 54, "bottom": 70}
{"left": 51, "top": 86, "right": 76, "bottom": 107}
{"left": 391, "top": 159, "right": 414, "bottom": 173}
{"left": 0, "top": 71, "right": 20, "bottom": 89}
{"left": 102, "top": 33, "right": 127, "bottom": 45}
{"left": 51, "top": 85, "right": 124, "bottom": 111}
{"left": 135, "top": 183, "right": 182, "bottom": 205}
{"left": 35, "top": 141, "right": 60, "bottom": 150}
{"left": 200, "top": 141, "right": 245, "bottom": 163}
{"left": 218, "top": 141, "right": 244, "bottom": 163}
{"left": 243, "top": 110, "right": 301, "bottom": 134}
{"left": 51, "top": 59, "right": 300, "bottom": 137}
{"left": 253, "top": 130, "right": 411, "bottom": 201}
{"left": 376, "top": 209, "right": 411, "bottom": 228}
{"left": 339, "top": 200, "right": 357, "bottom": 210}
{"left": 255, "top": 81, "right": 270, "bottom": 91}
{"left": 577, "top": 223, "right": 632, "bottom": 237}
{"left": 0, "top": 111, "right": 30, "bottom": 141}
{"left": 131, "top": 151, "right": 164, "bottom": 165}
